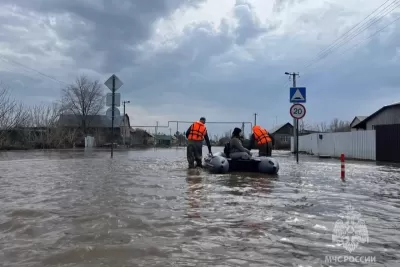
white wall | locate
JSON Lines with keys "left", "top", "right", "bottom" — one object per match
{"left": 291, "top": 130, "right": 376, "bottom": 160}
{"left": 85, "top": 136, "right": 95, "bottom": 147}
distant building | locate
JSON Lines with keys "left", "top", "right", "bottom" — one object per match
{"left": 269, "top": 122, "right": 293, "bottom": 150}
{"left": 350, "top": 116, "right": 367, "bottom": 131}
{"left": 154, "top": 134, "right": 175, "bottom": 147}
{"left": 58, "top": 113, "right": 130, "bottom": 147}
{"left": 352, "top": 102, "right": 400, "bottom": 130}
{"left": 130, "top": 128, "right": 154, "bottom": 146}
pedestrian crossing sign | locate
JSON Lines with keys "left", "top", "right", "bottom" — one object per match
{"left": 290, "top": 87, "right": 306, "bottom": 103}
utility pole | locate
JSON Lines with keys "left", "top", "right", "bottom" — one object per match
{"left": 253, "top": 113, "right": 257, "bottom": 126}
{"left": 285, "top": 72, "right": 300, "bottom": 160}
{"left": 122, "top": 100, "right": 130, "bottom": 147}
{"left": 155, "top": 121, "right": 159, "bottom": 146}
{"left": 122, "top": 100, "right": 130, "bottom": 116}
{"left": 176, "top": 121, "right": 179, "bottom": 147}
{"left": 241, "top": 122, "right": 245, "bottom": 137}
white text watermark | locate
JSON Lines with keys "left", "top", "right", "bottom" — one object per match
{"left": 325, "top": 255, "right": 377, "bottom": 264}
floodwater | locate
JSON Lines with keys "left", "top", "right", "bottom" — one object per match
{"left": 0, "top": 147, "right": 399, "bottom": 267}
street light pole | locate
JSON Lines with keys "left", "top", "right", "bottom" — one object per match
{"left": 285, "top": 72, "right": 300, "bottom": 161}
{"left": 122, "top": 100, "right": 130, "bottom": 116}
{"left": 122, "top": 100, "right": 130, "bottom": 147}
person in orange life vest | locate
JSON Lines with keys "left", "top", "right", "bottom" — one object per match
{"left": 247, "top": 125, "right": 274, "bottom": 156}
{"left": 185, "top": 117, "right": 212, "bottom": 168}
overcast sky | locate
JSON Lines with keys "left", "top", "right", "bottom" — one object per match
{"left": 0, "top": 0, "right": 399, "bottom": 136}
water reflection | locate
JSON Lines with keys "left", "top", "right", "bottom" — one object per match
{"left": 215, "top": 173, "right": 277, "bottom": 197}
{"left": 185, "top": 169, "right": 206, "bottom": 219}
{"left": 1, "top": 149, "right": 400, "bottom": 266}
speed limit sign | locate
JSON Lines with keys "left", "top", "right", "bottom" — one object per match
{"left": 290, "top": 103, "right": 306, "bottom": 119}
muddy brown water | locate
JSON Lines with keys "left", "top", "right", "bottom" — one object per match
{"left": 0, "top": 147, "right": 399, "bottom": 267}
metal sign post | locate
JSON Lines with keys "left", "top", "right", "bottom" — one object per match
{"left": 104, "top": 74, "right": 123, "bottom": 158}
{"left": 290, "top": 103, "right": 306, "bottom": 163}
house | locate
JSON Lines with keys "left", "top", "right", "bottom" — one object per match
{"left": 352, "top": 102, "right": 400, "bottom": 130}
{"left": 57, "top": 113, "right": 131, "bottom": 147}
{"left": 269, "top": 122, "right": 294, "bottom": 150}
{"left": 130, "top": 128, "right": 154, "bottom": 146}
{"left": 350, "top": 116, "right": 367, "bottom": 131}
{"left": 155, "top": 134, "right": 174, "bottom": 147}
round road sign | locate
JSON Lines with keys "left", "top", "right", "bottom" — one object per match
{"left": 290, "top": 103, "right": 306, "bottom": 119}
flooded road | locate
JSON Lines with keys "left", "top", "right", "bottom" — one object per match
{"left": 0, "top": 147, "right": 399, "bottom": 266}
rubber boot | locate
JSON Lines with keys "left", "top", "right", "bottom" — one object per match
{"left": 195, "top": 159, "right": 203, "bottom": 168}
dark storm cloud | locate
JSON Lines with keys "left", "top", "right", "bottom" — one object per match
{"left": 121, "top": 4, "right": 276, "bottom": 106}
{"left": 1, "top": 0, "right": 206, "bottom": 72}
{"left": 0, "top": 0, "right": 273, "bottom": 112}
{"left": 2, "top": 0, "right": 399, "bottom": 127}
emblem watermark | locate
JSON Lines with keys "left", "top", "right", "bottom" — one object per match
{"left": 324, "top": 203, "right": 377, "bottom": 264}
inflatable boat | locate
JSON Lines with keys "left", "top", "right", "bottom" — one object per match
{"left": 203, "top": 152, "right": 279, "bottom": 174}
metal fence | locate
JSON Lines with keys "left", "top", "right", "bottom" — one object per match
{"left": 291, "top": 130, "right": 376, "bottom": 160}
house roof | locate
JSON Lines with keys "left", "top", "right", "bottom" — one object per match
{"left": 269, "top": 122, "right": 293, "bottom": 134}
{"left": 350, "top": 116, "right": 367, "bottom": 127}
{"left": 130, "top": 128, "right": 154, "bottom": 138}
{"left": 353, "top": 102, "right": 400, "bottom": 129}
{"left": 58, "top": 114, "right": 127, "bottom": 128}
{"left": 155, "top": 134, "right": 173, "bottom": 141}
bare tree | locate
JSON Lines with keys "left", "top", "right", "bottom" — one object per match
{"left": 63, "top": 128, "right": 78, "bottom": 147}
{"left": 317, "top": 122, "right": 328, "bottom": 132}
{"left": 61, "top": 75, "right": 105, "bottom": 134}
{"left": 329, "top": 118, "right": 351, "bottom": 132}
{"left": 298, "top": 118, "right": 351, "bottom": 133}
{"left": 0, "top": 84, "right": 30, "bottom": 148}
{"left": 24, "top": 102, "right": 65, "bottom": 148}
{"left": 299, "top": 120, "right": 323, "bottom": 132}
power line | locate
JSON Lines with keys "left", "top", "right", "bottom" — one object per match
{"left": 302, "top": 0, "right": 400, "bottom": 71}
{"left": 0, "top": 55, "right": 68, "bottom": 85}
{"left": 303, "top": 0, "right": 394, "bottom": 68}
{"left": 308, "top": 12, "right": 400, "bottom": 72}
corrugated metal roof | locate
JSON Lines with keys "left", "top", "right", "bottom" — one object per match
{"left": 353, "top": 102, "right": 400, "bottom": 128}
{"left": 356, "top": 116, "right": 367, "bottom": 121}
{"left": 350, "top": 116, "right": 367, "bottom": 128}
{"left": 269, "top": 122, "right": 293, "bottom": 134}
{"left": 131, "top": 128, "right": 154, "bottom": 137}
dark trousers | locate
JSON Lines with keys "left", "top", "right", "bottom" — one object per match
{"left": 187, "top": 141, "right": 203, "bottom": 168}
{"left": 258, "top": 142, "right": 272, "bottom": 156}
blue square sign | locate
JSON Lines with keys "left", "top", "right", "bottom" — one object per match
{"left": 290, "top": 87, "right": 306, "bottom": 103}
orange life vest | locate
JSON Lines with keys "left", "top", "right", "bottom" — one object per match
{"left": 187, "top": 121, "right": 207, "bottom": 141}
{"left": 253, "top": 125, "right": 272, "bottom": 145}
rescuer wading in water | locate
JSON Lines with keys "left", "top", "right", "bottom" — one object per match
{"left": 247, "top": 125, "right": 274, "bottom": 156}
{"left": 185, "top": 117, "right": 212, "bottom": 168}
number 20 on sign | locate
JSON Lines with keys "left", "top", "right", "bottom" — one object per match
{"left": 290, "top": 103, "right": 306, "bottom": 119}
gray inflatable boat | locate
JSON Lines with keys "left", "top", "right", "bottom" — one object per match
{"left": 203, "top": 152, "right": 279, "bottom": 174}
